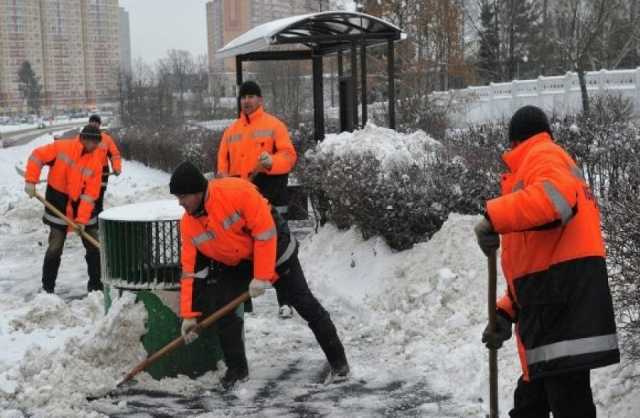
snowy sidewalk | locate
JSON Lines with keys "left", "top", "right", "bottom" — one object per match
{"left": 0, "top": 133, "right": 638, "bottom": 417}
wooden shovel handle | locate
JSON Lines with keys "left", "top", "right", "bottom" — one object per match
{"left": 34, "top": 191, "right": 101, "bottom": 249}
{"left": 116, "top": 291, "right": 251, "bottom": 387}
{"left": 488, "top": 251, "right": 498, "bottom": 418}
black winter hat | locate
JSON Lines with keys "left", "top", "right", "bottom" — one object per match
{"left": 508, "top": 105, "right": 552, "bottom": 143}
{"left": 79, "top": 125, "right": 102, "bottom": 141}
{"left": 89, "top": 114, "right": 101, "bottom": 124}
{"left": 239, "top": 80, "right": 262, "bottom": 97}
{"left": 169, "top": 161, "right": 208, "bottom": 195}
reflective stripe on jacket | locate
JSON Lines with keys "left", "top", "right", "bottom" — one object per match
{"left": 217, "top": 106, "right": 296, "bottom": 178}
{"left": 179, "top": 177, "right": 277, "bottom": 318}
{"left": 25, "top": 138, "right": 103, "bottom": 226}
{"left": 217, "top": 107, "right": 296, "bottom": 208}
{"left": 486, "top": 132, "right": 619, "bottom": 381}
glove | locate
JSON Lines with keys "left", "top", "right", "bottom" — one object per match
{"left": 474, "top": 217, "right": 500, "bottom": 257}
{"left": 482, "top": 310, "right": 513, "bottom": 349}
{"left": 75, "top": 224, "right": 86, "bottom": 234}
{"left": 181, "top": 318, "right": 199, "bottom": 344}
{"left": 258, "top": 151, "right": 273, "bottom": 171}
{"left": 249, "top": 278, "right": 272, "bottom": 298}
{"left": 24, "top": 182, "right": 36, "bottom": 198}
{"left": 114, "top": 169, "right": 121, "bottom": 176}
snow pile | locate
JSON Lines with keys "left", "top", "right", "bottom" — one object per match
{"left": 300, "top": 213, "right": 519, "bottom": 416}
{"left": 2, "top": 292, "right": 147, "bottom": 418}
{"left": 308, "top": 122, "right": 441, "bottom": 171}
{"left": 8, "top": 293, "right": 85, "bottom": 332}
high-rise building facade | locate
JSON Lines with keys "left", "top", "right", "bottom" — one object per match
{"left": 119, "top": 7, "right": 131, "bottom": 74}
{"left": 206, "top": 0, "right": 329, "bottom": 94}
{"left": 0, "top": 0, "right": 123, "bottom": 114}
{"left": 0, "top": 0, "right": 45, "bottom": 111}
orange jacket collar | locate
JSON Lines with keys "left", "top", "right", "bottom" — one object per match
{"left": 502, "top": 132, "right": 553, "bottom": 173}
{"left": 242, "top": 106, "right": 265, "bottom": 124}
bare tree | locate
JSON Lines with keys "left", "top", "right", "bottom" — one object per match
{"left": 158, "top": 49, "right": 195, "bottom": 122}
{"left": 554, "top": 0, "right": 611, "bottom": 116}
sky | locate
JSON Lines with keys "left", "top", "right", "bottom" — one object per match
{"left": 119, "top": 0, "right": 211, "bottom": 66}
{"left": 117, "top": 0, "right": 356, "bottom": 67}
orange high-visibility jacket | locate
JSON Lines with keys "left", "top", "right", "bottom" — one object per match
{"left": 179, "top": 177, "right": 277, "bottom": 318}
{"left": 25, "top": 138, "right": 104, "bottom": 226}
{"left": 486, "top": 132, "right": 618, "bottom": 381}
{"left": 217, "top": 106, "right": 296, "bottom": 178}
{"left": 98, "top": 131, "right": 122, "bottom": 182}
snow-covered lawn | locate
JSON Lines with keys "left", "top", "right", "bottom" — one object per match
{"left": 0, "top": 132, "right": 637, "bottom": 417}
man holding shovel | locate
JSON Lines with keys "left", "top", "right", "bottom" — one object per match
{"left": 24, "top": 124, "right": 105, "bottom": 293}
{"left": 474, "top": 105, "right": 619, "bottom": 417}
{"left": 170, "top": 161, "right": 349, "bottom": 390}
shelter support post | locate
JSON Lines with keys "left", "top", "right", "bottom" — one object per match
{"left": 360, "top": 43, "right": 367, "bottom": 126}
{"left": 312, "top": 53, "right": 325, "bottom": 141}
{"left": 387, "top": 39, "right": 396, "bottom": 130}
{"left": 236, "top": 56, "right": 243, "bottom": 115}
{"left": 351, "top": 42, "right": 358, "bottom": 128}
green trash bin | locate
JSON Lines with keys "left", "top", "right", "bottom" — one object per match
{"left": 99, "top": 200, "right": 229, "bottom": 379}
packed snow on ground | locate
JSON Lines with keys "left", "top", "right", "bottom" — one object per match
{"left": 0, "top": 127, "right": 638, "bottom": 417}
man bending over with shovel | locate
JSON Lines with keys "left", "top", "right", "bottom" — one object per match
{"left": 24, "top": 125, "right": 105, "bottom": 293}
{"left": 170, "top": 161, "right": 349, "bottom": 390}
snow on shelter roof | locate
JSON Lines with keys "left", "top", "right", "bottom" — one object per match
{"left": 216, "top": 11, "right": 406, "bottom": 59}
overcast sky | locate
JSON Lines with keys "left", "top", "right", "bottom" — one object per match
{"left": 119, "top": 0, "right": 210, "bottom": 65}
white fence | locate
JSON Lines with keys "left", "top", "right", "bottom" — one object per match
{"left": 432, "top": 68, "right": 640, "bottom": 127}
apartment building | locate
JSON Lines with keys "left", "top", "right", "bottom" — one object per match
{"left": 119, "top": 6, "right": 131, "bottom": 74}
{"left": 206, "top": 0, "right": 329, "bottom": 94}
{"left": 0, "top": 0, "right": 45, "bottom": 111}
{"left": 0, "top": 0, "right": 123, "bottom": 114}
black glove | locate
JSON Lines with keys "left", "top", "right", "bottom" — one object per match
{"left": 474, "top": 217, "right": 499, "bottom": 257}
{"left": 482, "top": 309, "right": 513, "bottom": 349}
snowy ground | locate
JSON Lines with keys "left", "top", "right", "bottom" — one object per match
{"left": 0, "top": 132, "right": 638, "bottom": 417}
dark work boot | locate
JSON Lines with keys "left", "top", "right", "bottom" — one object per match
{"left": 42, "top": 254, "right": 62, "bottom": 293}
{"left": 218, "top": 316, "right": 249, "bottom": 390}
{"left": 310, "top": 318, "right": 350, "bottom": 383}
{"left": 220, "top": 365, "right": 249, "bottom": 390}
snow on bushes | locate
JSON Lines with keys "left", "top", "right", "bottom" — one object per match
{"left": 298, "top": 123, "right": 498, "bottom": 250}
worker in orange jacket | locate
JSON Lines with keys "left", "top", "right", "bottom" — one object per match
{"left": 217, "top": 81, "right": 297, "bottom": 319}
{"left": 474, "top": 106, "right": 619, "bottom": 418}
{"left": 170, "top": 161, "right": 349, "bottom": 390}
{"left": 24, "top": 125, "right": 105, "bottom": 293}
{"left": 88, "top": 114, "right": 121, "bottom": 214}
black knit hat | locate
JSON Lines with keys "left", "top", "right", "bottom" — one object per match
{"left": 79, "top": 125, "right": 102, "bottom": 141}
{"left": 239, "top": 80, "right": 262, "bottom": 97}
{"left": 89, "top": 114, "right": 101, "bottom": 124}
{"left": 169, "top": 161, "right": 208, "bottom": 195}
{"left": 508, "top": 105, "right": 552, "bottom": 143}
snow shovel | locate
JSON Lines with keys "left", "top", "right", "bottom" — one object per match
{"left": 487, "top": 250, "right": 499, "bottom": 418}
{"left": 31, "top": 191, "right": 101, "bottom": 249}
{"left": 87, "top": 291, "right": 251, "bottom": 401}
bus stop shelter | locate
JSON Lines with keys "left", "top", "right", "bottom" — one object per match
{"left": 216, "top": 11, "right": 406, "bottom": 141}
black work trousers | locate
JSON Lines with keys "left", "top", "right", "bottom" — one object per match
{"left": 42, "top": 225, "right": 102, "bottom": 293}
{"left": 510, "top": 370, "right": 596, "bottom": 418}
{"left": 201, "top": 251, "right": 348, "bottom": 373}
